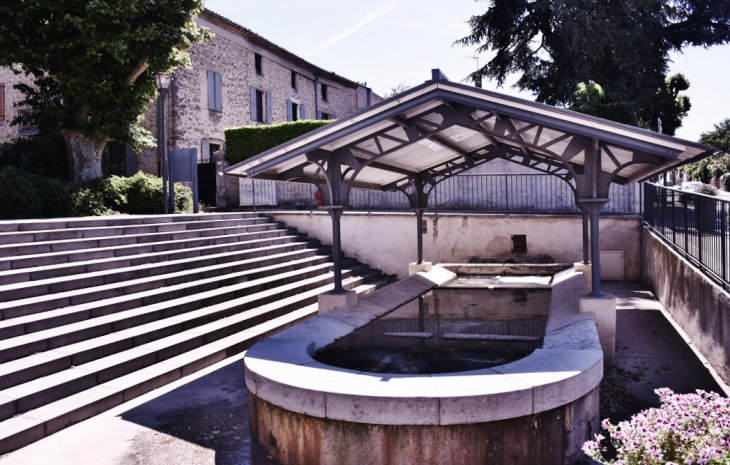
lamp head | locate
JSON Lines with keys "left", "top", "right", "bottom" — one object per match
{"left": 154, "top": 73, "right": 173, "bottom": 91}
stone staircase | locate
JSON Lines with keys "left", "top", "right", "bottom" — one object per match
{"left": 0, "top": 212, "right": 392, "bottom": 454}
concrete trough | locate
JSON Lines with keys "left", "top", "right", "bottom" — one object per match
{"left": 244, "top": 266, "right": 603, "bottom": 465}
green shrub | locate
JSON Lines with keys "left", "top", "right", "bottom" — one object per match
{"left": 696, "top": 184, "right": 718, "bottom": 196}
{"left": 0, "top": 168, "right": 193, "bottom": 219}
{"left": 70, "top": 178, "right": 114, "bottom": 216}
{"left": 225, "top": 120, "right": 331, "bottom": 165}
{"left": 0, "top": 167, "right": 44, "bottom": 219}
{"left": 0, "top": 167, "right": 74, "bottom": 219}
{"left": 0, "top": 134, "right": 68, "bottom": 178}
{"left": 724, "top": 174, "right": 730, "bottom": 192}
{"left": 104, "top": 172, "right": 193, "bottom": 215}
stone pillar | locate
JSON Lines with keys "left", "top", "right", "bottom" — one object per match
{"left": 580, "top": 295, "right": 616, "bottom": 366}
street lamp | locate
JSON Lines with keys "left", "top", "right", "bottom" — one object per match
{"left": 155, "top": 72, "right": 173, "bottom": 214}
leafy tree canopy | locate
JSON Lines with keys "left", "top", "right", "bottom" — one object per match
{"left": 700, "top": 118, "right": 730, "bottom": 153}
{"left": 0, "top": 0, "right": 209, "bottom": 180}
{"left": 456, "top": 0, "right": 730, "bottom": 121}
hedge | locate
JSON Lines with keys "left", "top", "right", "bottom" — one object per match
{"left": 0, "top": 168, "right": 193, "bottom": 219}
{"left": 224, "top": 120, "right": 330, "bottom": 165}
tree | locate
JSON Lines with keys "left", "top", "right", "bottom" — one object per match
{"left": 0, "top": 0, "right": 209, "bottom": 181}
{"left": 700, "top": 118, "right": 730, "bottom": 154}
{"left": 639, "top": 73, "right": 692, "bottom": 136}
{"left": 456, "top": 0, "right": 730, "bottom": 121}
{"left": 383, "top": 82, "right": 412, "bottom": 99}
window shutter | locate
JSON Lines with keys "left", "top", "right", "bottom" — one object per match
{"left": 214, "top": 73, "right": 222, "bottom": 111}
{"left": 250, "top": 86, "right": 257, "bottom": 121}
{"left": 316, "top": 110, "right": 322, "bottom": 120}
{"left": 331, "top": 113, "right": 336, "bottom": 120}
{"left": 266, "top": 91, "right": 273, "bottom": 124}
{"left": 207, "top": 71, "right": 215, "bottom": 110}
{"left": 124, "top": 144, "right": 137, "bottom": 177}
{"left": 201, "top": 138, "right": 210, "bottom": 163}
{"left": 300, "top": 103, "right": 306, "bottom": 120}
{"left": 286, "top": 99, "right": 292, "bottom": 122}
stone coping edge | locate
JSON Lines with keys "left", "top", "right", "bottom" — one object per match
{"left": 244, "top": 266, "right": 603, "bottom": 426}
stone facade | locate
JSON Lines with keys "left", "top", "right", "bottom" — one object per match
{"left": 158, "top": 10, "right": 379, "bottom": 206}
{"left": 0, "top": 66, "right": 36, "bottom": 142}
{"left": 0, "top": 9, "right": 378, "bottom": 206}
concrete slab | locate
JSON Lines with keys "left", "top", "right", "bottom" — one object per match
{"left": 580, "top": 294, "right": 617, "bottom": 366}
{"left": 317, "top": 289, "right": 357, "bottom": 314}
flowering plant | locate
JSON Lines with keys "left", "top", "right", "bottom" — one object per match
{"left": 583, "top": 388, "right": 730, "bottom": 464}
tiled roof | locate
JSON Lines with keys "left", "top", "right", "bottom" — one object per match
{"left": 199, "top": 9, "right": 364, "bottom": 90}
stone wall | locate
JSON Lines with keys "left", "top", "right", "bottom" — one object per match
{"left": 642, "top": 229, "right": 730, "bottom": 384}
{"left": 0, "top": 67, "right": 36, "bottom": 143}
{"left": 270, "top": 211, "right": 642, "bottom": 280}
{"left": 150, "top": 12, "right": 378, "bottom": 206}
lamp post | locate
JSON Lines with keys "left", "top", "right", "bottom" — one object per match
{"left": 155, "top": 73, "right": 173, "bottom": 214}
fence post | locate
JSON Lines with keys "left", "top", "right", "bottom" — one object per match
{"left": 252, "top": 179, "right": 256, "bottom": 213}
{"left": 697, "top": 196, "right": 703, "bottom": 266}
{"left": 505, "top": 175, "right": 509, "bottom": 212}
{"left": 722, "top": 201, "right": 727, "bottom": 281}
{"left": 671, "top": 189, "right": 676, "bottom": 245}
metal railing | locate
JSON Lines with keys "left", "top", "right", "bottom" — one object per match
{"left": 239, "top": 174, "right": 640, "bottom": 215}
{"left": 643, "top": 183, "right": 729, "bottom": 289}
{"left": 17, "top": 108, "right": 39, "bottom": 135}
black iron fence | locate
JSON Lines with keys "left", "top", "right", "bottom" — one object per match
{"left": 17, "top": 108, "right": 39, "bottom": 135}
{"left": 643, "top": 183, "right": 729, "bottom": 289}
{"left": 239, "top": 174, "right": 639, "bottom": 215}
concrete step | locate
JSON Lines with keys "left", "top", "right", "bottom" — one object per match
{"left": 0, "top": 216, "right": 273, "bottom": 246}
{"left": 0, "top": 228, "right": 297, "bottom": 272}
{"left": 0, "top": 254, "right": 340, "bottom": 343}
{"left": 0, "top": 221, "right": 282, "bottom": 259}
{"left": 0, "top": 213, "right": 394, "bottom": 456}
{"left": 0, "top": 239, "right": 319, "bottom": 300}
{"left": 0, "top": 233, "right": 310, "bottom": 285}
{"left": 0, "top": 260, "right": 369, "bottom": 365}
{"left": 0, "top": 279, "right": 384, "bottom": 455}
{"left": 0, "top": 212, "right": 262, "bottom": 233}
{"left": 0, "top": 247, "right": 330, "bottom": 317}
{"left": 0, "top": 269, "right": 378, "bottom": 407}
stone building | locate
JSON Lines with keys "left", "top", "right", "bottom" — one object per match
{"left": 0, "top": 9, "right": 379, "bottom": 206}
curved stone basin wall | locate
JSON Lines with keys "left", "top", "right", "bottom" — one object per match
{"left": 244, "top": 267, "right": 603, "bottom": 465}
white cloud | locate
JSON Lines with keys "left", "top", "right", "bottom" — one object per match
{"left": 307, "top": 0, "right": 399, "bottom": 56}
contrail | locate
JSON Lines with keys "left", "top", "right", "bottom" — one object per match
{"left": 308, "top": 0, "right": 399, "bottom": 56}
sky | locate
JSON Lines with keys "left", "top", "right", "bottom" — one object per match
{"left": 204, "top": 0, "right": 730, "bottom": 142}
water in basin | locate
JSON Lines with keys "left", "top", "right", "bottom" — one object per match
{"left": 315, "top": 286, "right": 550, "bottom": 375}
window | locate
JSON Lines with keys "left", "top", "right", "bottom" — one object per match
{"left": 291, "top": 71, "right": 297, "bottom": 90}
{"left": 287, "top": 99, "right": 305, "bottom": 121}
{"left": 0, "top": 84, "right": 4, "bottom": 122}
{"left": 255, "top": 89, "right": 264, "bottom": 122}
{"left": 255, "top": 53, "right": 262, "bottom": 75}
{"left": 207, "top": 71, "right": 222, "bottom": 112}
{"left": 321, "top": 83, "right": 328, "bottom": 101}
{"left": 291, "top": 103, "right": 299, "bottom": 121}
{"left": 17, "top": 108, "right": 39, "bottom": 135}
{"left": 320, "top": 112, "right": 331, "bottom": 121}
{"left": 250, "top": 86, "right": 272, "bottom": 124}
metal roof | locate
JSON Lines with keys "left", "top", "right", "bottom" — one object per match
{"left": 225, "top": 79, "right": 715, "bottom": 192}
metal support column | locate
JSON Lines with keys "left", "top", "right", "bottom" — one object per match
{"left": 589, "top": 204, "right": 603, "bottom": 296}
{"left": 414, "top": 208, "right": 426, "bottom": 265}
{"left": 327, "top": 207, "right": 345, "bottom": 294}
{"left": 159, "top": 89, "right": 169, "bottom": 214}
{"left": 581, "top": 208, "right": 590, "bottom": 265}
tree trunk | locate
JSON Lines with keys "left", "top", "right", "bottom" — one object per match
{"left": 61, "top": 129, "right": 108, "bottom": 181}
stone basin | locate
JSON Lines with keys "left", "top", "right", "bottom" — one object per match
{"left": 244, "top": 266, "right": 603, "bottom": 465}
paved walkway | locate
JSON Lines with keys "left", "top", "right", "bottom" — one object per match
{"left": 1, "top": 281, "right": 726, "bottom": 465}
